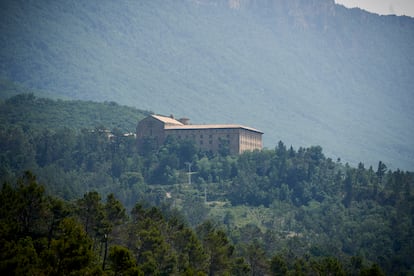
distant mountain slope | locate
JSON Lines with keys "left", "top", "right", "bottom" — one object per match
{"left": 0, "top": 0, "right": 413, "bottom": 169}
{"left": 0, "top": 94, "right": 149, "bottom": 133}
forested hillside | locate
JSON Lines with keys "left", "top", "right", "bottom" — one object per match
{"left": 1, "top": 95, "right": 413, "bottom": 274}
{"left": 1, "top": 0, "right": 413, "bottom": 169}
{"left": 0, "top": 93, "right": 149, "bottom": 133}
{"left": 1, "top": 173, "right": 389, "bottom": 275}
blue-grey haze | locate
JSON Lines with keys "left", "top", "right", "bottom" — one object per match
{"left": 0, "top": 0, "right": 413, "bottom": 170}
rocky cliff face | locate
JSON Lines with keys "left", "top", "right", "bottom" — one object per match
{"left": 193, "top": 0, "right": 337, "bottom": 30}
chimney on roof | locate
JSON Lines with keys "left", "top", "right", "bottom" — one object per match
{"left": 179, "top": 118, "right": 190, "bottom": 125}
{"left": 170, "top": 114, "right": 174, "bottom": 119}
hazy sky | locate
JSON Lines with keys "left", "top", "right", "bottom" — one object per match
{"left": 335, "top": 0, "right": 414, "bottom": 17}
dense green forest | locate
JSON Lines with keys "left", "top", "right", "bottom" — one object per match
{"left": 1, "top": 173, "right": 387, "bottom": 275}
{"left": 0, "top": 93, "right": 149, "bottom": 133}
{"left": 1, "top": 94, "right": 413, "bottom": 274}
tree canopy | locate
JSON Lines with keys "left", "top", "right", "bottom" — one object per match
{"left": 1, "top": 95, "right": 413, "bottom": 274}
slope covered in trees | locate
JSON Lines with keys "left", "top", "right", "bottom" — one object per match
{"left": 1, "top": 172, "right": 390, "bottom": 275}
{"left": 0, "top": 93, "right": 149, "bottom": 133}
{"left": 1, "top": 0, "right": 413, "bottom": 169}
{"left": 1, "top": 95, "right": 413, "bottom": 274}
{"left": 0, "top": 173, "right": 247, "bottom": 275}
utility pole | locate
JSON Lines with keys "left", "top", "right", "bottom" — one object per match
{"left": 185, "top": 162, "right": 192, "bottom": 185}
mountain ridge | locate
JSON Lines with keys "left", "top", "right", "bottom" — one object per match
{"left": 0, "top": 0, "right": 413, "bottom": 170}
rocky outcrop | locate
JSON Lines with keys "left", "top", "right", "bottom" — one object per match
{"left": 191, "top": 0, "right": 337, "bottom": 30}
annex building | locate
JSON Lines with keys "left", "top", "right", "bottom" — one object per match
{"left": 136, "top": 114, "right": 263, "bottom": 154}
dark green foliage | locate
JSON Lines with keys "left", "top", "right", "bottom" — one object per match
{"left": 270, "top": 254, "right": 288, "bottom": 275}
{"left": 172, "top": 227, "right": 209, "bottom": 274}
{"left": 1, "top": 126, "right": 413, "bottom": 274}
{"left": 244, "top": 241, "right": 269, "bottom": 276}
{"left": 196, "top": 220, "right": 246, "bottom": 275}
{"left": 0, "top": 237, "right": 41, "bottom": 275}
{"left": 49, "top": 217, "right": 95, "bottom": 275}
{"left": 0, "top": 173, "right": 243, "bottom": 275}
{"left": 0, "top": 94, "right": 149, "bottom": 133}
{"left": 0, "top": 173, "right": 98, "bottom": 275}
{"left": 0, "top": 172, "right": 47, "bottom": 239}
{"left": 76, "top": 191, "right": 105, "bottom": 239}
{"left": 0, "top": 125, "right": 36, "bottom": 174}
{"left": 1, "top": 96, "right": 413, "bottom": 274}
{"left": 125, "top": 204, "right": 210, "bottom": 275}
{"left": 108, "top": 245, "right": 142, "bottom": 276}
{"left": 104, "top": 193, "right": 127, "bottom": 231}
{"left": 128, "top": 205, "right": 177, "bottom": 275}
{"left": 360, "top": 264, "right": 385, "bottom": 276}
{"left": 311, "top": 257, "right": 346, "bottom": 276}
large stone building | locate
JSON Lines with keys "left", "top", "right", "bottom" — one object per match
{"left": 136, "top": 114, "right": 263, "bottom": 154}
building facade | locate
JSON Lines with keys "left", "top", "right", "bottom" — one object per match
{"left": 136, "top": 114, "right": 263, "bottom": 154}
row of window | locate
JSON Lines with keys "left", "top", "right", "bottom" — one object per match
{"left": 199, "top": 140, "right": 215, "bottom": 145}
{"left": 173, "top": 134, "right": 231, "bottom": 140}
{"left": 179, "top": 134, "right": 231, "bottom": 138}
{"left": 240, "top": 134, "right": 261, "bottom": 142}
{"left": 240, "top": 140, "right": 261, "bottom": 147}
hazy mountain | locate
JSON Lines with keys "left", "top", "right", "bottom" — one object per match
{"left": 1, "top": 0, "right": 413, "bottom": 170}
